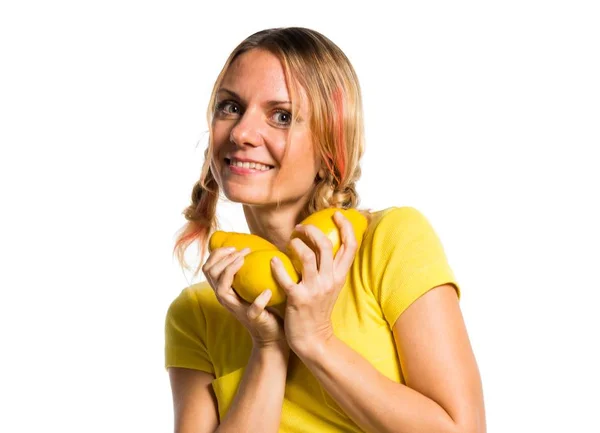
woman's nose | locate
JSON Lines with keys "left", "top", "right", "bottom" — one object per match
{"left": 229, "top": 109, "right": 264, "bottom": 148}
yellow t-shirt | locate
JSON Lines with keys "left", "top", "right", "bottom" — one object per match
{"left": 164, "top": 206, "right": 460, "bottom": 432}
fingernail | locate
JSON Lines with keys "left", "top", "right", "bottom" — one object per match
{"left": 240, "top": 247, "right": 251, "bottom": 254}
{"left": 226, "top": 246, "right": 236, "bottom": 251}
{"left": 263, "top": 289, "right": 271, "bottom": 297}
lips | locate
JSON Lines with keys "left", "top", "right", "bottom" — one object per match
{"left": 225, "top": 158, "right": 274, "bottom": 171}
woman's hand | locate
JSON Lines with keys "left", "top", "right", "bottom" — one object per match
{"left": 202, "top": 246, "right": 287, "bottom": 350}
{"left": 271, "top": 211, "right": 359, "bottom": 356}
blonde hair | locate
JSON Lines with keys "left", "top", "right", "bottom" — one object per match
{"left": 173, "top": 27, "right": 368, "bottom": 277}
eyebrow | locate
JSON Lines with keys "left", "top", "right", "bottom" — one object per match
{"left": 217, "top": 88, "right": 291, "bottom": 107}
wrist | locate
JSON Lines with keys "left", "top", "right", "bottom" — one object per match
{"left": 290, "top": 330, "right": 336, "bottom": 363}
{"left": 252, "top": 339, "right": 291, "bottom": 360}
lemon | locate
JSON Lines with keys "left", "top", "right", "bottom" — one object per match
{"left": 287, "top": 208, "right": 369, "bottom": 274}
{"left": 233, "top": 250, "right": 299, "bottom": 306}
{"left": 209, "top": 231, "right": 278, "bottom": 253}
{"left": 205, "top": 208, "right": 369, "bottom": 306}
{"left": 208, "top": 230, "right": 297, "bottom": 306}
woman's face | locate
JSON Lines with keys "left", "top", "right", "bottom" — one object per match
{"left": 210, "top": 48, "right": 320, "bottom": 208}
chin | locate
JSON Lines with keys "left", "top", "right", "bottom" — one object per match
{"left": 222, "top": 187, "right": 270, "bottom": 205}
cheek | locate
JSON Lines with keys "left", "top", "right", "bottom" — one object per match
{"left": 285, "top": 130, "right": 317, "bottom": 168}
{"left": 210, "top": 123, "right": 231, "bottom": 165}
{"left": 212, "top": 121, "right": 229, "bottom": 145}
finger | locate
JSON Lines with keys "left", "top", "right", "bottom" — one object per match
{"left": 288, "top": 237, "right": 318, "bottom": 280}
{"left": 202, "top": 246, "right": 237, "bottom": 275}
{"left": 207, "top": 247, "right": 251, "bottom": 281}
{"left": 295, "top": 224, "right": 334, "bottom": 276}
{"left": 333, "top": 211, "right": 358, "bottom": 277}
{"left": 270, "top": 256, "right": 299, "bottom": 295}
{"left": 214, "top": 254, "right": 248, "bottom": 312}
{"left": 247, "top": 289, "right": 272, "bottom": 322}
{"left": 225, "top": 290, "right": 252, "bottom": 318}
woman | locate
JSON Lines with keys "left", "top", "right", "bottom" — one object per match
{"left": 165, "top": 27, "right": 486, "bottom": 433}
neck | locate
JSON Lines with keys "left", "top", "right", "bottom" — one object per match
{"left": 242, "top": 200, "right": 311, "bottom": 252}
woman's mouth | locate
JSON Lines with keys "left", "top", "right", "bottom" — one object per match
{"left": 225, "top": 158, "right": 274, "bottom": 174}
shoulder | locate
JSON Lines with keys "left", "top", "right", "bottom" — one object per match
{"left": 168, "top": 280, "right": 211, "bottom": 311}
{"left": 359, "top": 204, "right": 451, "bottom": 268}
{"left": 356, "top": 205, "right": 434, "bottom": 277}
{"left": 164, "top": 281, "right": 223, "bottom": 373}
{"left": 356, "top": 205, "right": 459, "bottom": 322}
{"left": 368, "top": 205, "right": 423, "bottom": 221}
{"left": 166, "top": 280, "right": 227, "bottom": 324}
{"left": 362, "top": 205, "right": 433, "bottom": 245}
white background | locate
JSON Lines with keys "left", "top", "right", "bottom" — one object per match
{"left": 1, "top": 1, "right": 599, "bottom": 432}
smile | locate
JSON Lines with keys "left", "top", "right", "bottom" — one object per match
{"left": 225, "top": 158, "right": 274, "bottom": 172}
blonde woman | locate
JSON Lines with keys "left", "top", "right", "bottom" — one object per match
{"left": 165, "top": 27, "right": 486, "bottom": 433}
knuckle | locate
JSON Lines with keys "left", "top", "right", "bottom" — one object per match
{"left": 346, "top": 237, "right": 358, "bottom": 249}
{"left": 320, "top": 278, "right": 333, "bottom": 291}
{"left": 300, "top": 250, "right": 313, "bottom": 262}
{"left": 301, "top": 224, "right": 314, "bottom": 233}
{"left": 215, "top": 288, "right": 226, "bottom": 300}
{"left": 220, "top": 265, "right": 232, "bottom": 278}
{"left": 335, "top": 275, "right": 347, "bottom": 287}
{"left": 213, "top": 291, "right": 223, "bottom": 304}
{"left": 224, "top": 265, "right": 238, "bottom": 279}
{"left": 247, "top": 305, "right": 263, "bottom": 322}
{"left": 215, "top": 281, "right": 229, "bottom": 297}
{"left": 290, "top": 237, "right": 303, "bottom": 250}
{"left": 293, "top": 296, "right": 310, "bottom": 308}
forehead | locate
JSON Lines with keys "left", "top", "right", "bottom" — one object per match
{"left": 221, "top": 49, "right": 287, "bottom": 96}
{"left": 220, "top": 49, "right": 308, "bottom": 110}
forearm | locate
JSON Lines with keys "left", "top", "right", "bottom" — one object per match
{"left": 297, "top": 337, "right": 461, "bottom": 433}
{"left": 216, "top": 344, "right": 289, "bottom": 433}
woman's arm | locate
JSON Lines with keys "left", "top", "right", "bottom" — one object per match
{"left": 217, "top": 344, "right": 290, "bottom": 433}
{"left": 272, "top": 212, "right": 484, "bottom": 432}
{"left": 295, "top": 284, "right": 485, "bottom": 433}
{"left": 186, "top": 246, "right": 291, "bottom": 432}
{"left": 169, "top": 343, "right": 289, "bottom": 433}
{"left": 169, "top": 367, "right": 219, "bottom": 433}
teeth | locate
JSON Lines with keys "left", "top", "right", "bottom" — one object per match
{"left": 229, "top": 158, "right": 272, "bottom": 171}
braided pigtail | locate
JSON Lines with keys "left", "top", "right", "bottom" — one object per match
{"left": 172, "top": 150, "right": 219, "bottom": 279}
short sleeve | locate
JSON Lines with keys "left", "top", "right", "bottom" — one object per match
{"left": 363, "top": 207, "right": 461, "bottom": 327}
{"left": 164, "top": 287, "right": 214, "bottom": 374}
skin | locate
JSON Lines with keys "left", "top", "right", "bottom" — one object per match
{"left": 168, "top": 48, "right": 486, "bottom": 433}
{"left": 210, "top": 48, "right": 320, "bottom": 253}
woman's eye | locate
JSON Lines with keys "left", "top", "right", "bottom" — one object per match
{"left": 216, "top": 101, "right": 240, "bottom": 115}
{"left": 272, "top": 110, "right": 292, "bottom": 126}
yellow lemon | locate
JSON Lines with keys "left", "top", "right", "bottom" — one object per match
{"left": 209, "top": 231, "right": 278, "bottom": 253}
{"left": 208, "top": 231, "right": 298, "bottom": 306}
{"left": 287, "top": 208, "right": 369, "bottom": 274}
{"left": 205, "top": 208, "right": 369, "bottom": 306}
{"left": 233, "top": 250, "right": 299, "bottom": 306}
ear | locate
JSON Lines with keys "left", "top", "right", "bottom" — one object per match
{"left": 316, "top": 156, "right": 326, "bottom": 180}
